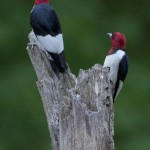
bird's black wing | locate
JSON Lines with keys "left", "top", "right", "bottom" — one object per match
{"left": 113, "top": 54, "right": 128, "bottom": 100}
{"left": 118, "top": 54, "right": 128, "bottom": 82}
{"left": 48, "top": 51, "right": 68, "bottom": 73}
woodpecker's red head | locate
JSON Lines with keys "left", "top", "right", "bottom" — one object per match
{"left": 108, "top": 32, "right": 126, "bottom": 54}
{"left": 34, "top": 0, "right": 49, "bottom": 5}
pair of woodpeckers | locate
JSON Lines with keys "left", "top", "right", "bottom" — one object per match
{"left": 30, "top": 0, "right": 128, "bottom": 101}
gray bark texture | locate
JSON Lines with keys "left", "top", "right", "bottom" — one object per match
{"left": 26, "top": 32, "right": 114, "bottom": 150}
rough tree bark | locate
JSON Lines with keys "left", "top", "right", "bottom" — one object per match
{"left": 26, "top": 32, "right": 114, "bottom": 150}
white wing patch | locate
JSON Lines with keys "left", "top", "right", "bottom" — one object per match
{"left": 37, "top": 34, "right": 64, "bottom": 54}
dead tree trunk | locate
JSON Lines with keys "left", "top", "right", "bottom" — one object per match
{"left": 26, "top": 32, "right": 114, "bottom": 150}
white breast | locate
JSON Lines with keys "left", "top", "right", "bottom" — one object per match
{"left": 103, "top": 50, "right": 125, "bottom": 88}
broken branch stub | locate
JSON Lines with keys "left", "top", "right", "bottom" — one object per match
{"left": 27, "top": 32, "right": 114, "bottom": 150}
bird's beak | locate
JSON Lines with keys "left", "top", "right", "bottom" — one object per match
{"left": 107, "top": 33, "right": 112, "bottom": 37}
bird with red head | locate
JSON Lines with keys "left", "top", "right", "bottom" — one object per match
{"left": 103, "top": 32, "right": 128, "bottom": 101}
{"left": 30, "top": 0, "right": 68, "bottom": 77}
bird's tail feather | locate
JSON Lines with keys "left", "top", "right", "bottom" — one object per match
{"left": 48, "top": 51, "right": 68, "bottom": 74}
{"left": 49, "top": 59, "right": 60, "bottom": 78}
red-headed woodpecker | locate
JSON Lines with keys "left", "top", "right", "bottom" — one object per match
{"left": 30, "top": 0, "right": 68, "bottom": 77}
{"left": 103, "top": 32, "right": 128, "bottom": 101}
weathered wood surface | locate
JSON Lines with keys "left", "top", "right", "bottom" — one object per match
{"left": 27, "top": 32, "right": 114, "bottom": 150}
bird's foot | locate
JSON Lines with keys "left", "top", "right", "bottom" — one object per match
{"left": 28, "top": 43, "right": 37, "bottom": 50}
{"left": 103, "top": 96, "right": 111, "bottom": 106}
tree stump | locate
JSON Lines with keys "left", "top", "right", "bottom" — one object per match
{"left": 26, "top": 32, "right": 114, "bottom": 150}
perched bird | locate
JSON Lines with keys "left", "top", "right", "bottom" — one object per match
{"left": 30, "top": 0, "right": 68, "bottom": 77}
{"left": 103, "top": 32, "right": 128, "bottom": 101}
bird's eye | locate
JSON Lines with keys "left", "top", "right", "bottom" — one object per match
{"left": 112, "top": 34, "right": 115, "bottom": 39}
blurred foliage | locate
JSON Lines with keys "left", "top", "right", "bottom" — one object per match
{"left": 0, "top": 0, "right": 150, "bottom": 150}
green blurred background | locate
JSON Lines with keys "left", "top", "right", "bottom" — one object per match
{"left": 0, "top": 0, "right": 150, "bottom": 149}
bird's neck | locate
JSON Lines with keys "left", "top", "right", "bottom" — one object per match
{"left": 108, "top": 47, "right": 125, "bottom": 55}
{"left": 108, "top": 47, "right": 116, "bottom": 55}
{"left": 34, "top": 0, "right": 49, "bottom": 5}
